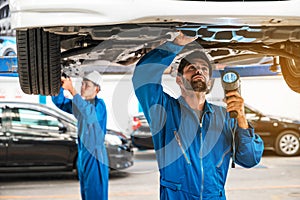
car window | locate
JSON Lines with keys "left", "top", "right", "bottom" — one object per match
{"left": 245, "top": 106, "right": 260, "bottom": 120}
{"left": 11, "top": 108, "right": 60, "bottom": 128}
{"left": 245, "top": 107, "right": 252, "bottom": 115}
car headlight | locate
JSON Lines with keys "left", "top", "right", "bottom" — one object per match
{"left": 105, "top": 134, "right": 122, "bottom": 146}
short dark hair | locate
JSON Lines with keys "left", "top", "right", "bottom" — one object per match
{"left": 177, "top": 51, "right": 212, "bottom": 77}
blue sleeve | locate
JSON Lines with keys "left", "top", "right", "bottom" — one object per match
{"left": 72, "top": 95, "right": 107, "bottom": 134}
{"left": 72, "top": 94, "right": 98, "bottom": 124}
{"left": 132, "top": 41, "right": 184, "bottom": 125}
{"left": 94, "top": 99, "right": 107, "bottom": 134}
{"left": 51, "top": 87, "right": 73, "bottom": 114}
{"left": 234, "top": 122, "right": 264, "bottom": 168}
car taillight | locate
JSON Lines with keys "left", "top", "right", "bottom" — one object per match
{"left": 132, "top": 117, "right": 142, "bottom": 131}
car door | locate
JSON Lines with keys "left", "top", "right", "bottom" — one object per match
{"left": 245, "top": 106, "right": 275, "bottom": 148}
{"left": 6, "top": 107, "right": 75, "bottom": 168}
{"left": 0, "top": 107, "right": 8, "bottom": 166}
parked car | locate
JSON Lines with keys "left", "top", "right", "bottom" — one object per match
{"left": 131, "top": 103, "right": 300, "bottom": 157}
{"left": 131, "top": 114, "right": 152, "bottom": 150}
{"left": 7, "top": 0, "right": 300, "bottom": 95}
{"left": 0, "top": 101, "right": 133, "bottom": 175}
{"left": 0, "top": 36, "right": 16, "bottom": 56}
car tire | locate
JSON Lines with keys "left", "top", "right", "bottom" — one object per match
{"left": 73, "top": 156, "right": 79, "bottom": 180}
{"left": 275, "top": 130, "right": 300, "bottom": 156}
{"left": 16, "top": 28, "right": 61, "bottom": 95}
{"left": 280, "top": 43, "right": 300, "bottom": 94}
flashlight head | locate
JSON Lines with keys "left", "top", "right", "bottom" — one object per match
{"left": 221, "top": 70, "right": 241, "bottom": 118}
{"left": 221, "top": 71, "right": 240, "bottom": 92}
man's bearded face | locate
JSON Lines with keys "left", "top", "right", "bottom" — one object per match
{"left": 181, "top": 58, "right": 210, "bottom": 93}
{"left": 182, "top": 74, "right": 208, "bottom": 93}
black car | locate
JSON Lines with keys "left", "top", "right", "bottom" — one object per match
{"left": 131, "top": 104, "right": 300, "bottom": 157}
{"left": 0, "top": 101, "right": 133, "bottom": 174}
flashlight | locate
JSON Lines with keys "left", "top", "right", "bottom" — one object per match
{"left": 221, "top": 70, "right": 241, "bottom": 118}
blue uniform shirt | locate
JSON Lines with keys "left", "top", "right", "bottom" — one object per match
{"left": 52, "top": 89, "right": 109, "bottom": 200}
{"left": 132, "top": 41, "right": 264, "bottom": 200}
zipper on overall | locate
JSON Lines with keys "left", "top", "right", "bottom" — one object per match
{"left": 173, "top": 130, "right": 191, "bottom": 165}
{"left": 199, "top": 119, "right": 204, "bottom": 200}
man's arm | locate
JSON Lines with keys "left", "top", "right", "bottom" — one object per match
{"left": 132, "top": 32, "right": 195, "bottom": 122}
{"left": 234, "top": 122, "right": 264, "bottom": 168}
{"left": 224, "top": 89, "right": 264, "bottom": 167}
{"left": 51, "top": 87, "right": 73, "bottom": 114}
{"left": 225, "top": 90, "right": 248, "bottom": 129}
{"left": 52, "top": 76, "right": 79, "bottom": 114}
{"left": 132, "top": 42, "right": 183, "bottom": 123}
{"left": 60, "top": 77, "right": 102, "bottom": 123}
{"left": 132, "top": 32, "right": 195, "bottom": 93}
{"left": 72, "top": 94, "right": 100, "bottom": 124}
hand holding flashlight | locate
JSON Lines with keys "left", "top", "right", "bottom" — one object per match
{"left": 221, "top": 71, "right": 241, "bottom": 118}
{"left": 221, "top": 70, "right": 248, "bottom": 128}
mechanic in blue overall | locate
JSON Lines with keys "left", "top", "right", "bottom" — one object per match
{"left": 132, "top": 32, "right": 264, "bottom": 200}
{"left": 52, "top": 71, "right": 109, "bottom": 200}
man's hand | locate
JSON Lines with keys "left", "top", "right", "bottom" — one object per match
{"left": 173, "top": 31, "right": 197, "bottom": 46}
{"left": 225, "top": 90, "right": 249, "bottom": 129}
{"left": 61, "top": 77, "right": 77, "bottom": 96}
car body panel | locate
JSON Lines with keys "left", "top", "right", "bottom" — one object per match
{"left": 131, "top": 103, "right": 300, "bottom": 155}
{"left": 106, "top": 129, "right": 134, "bottom": 170}
{"left": 9, "top": 0, "right": 300, "bottom": 29}
{"left": 0, "top": 108, "right": 7, "bottom": 165}
{"left": 6, "top": 0, "right": 300, "bottom": 94}
{"left": 245, "top": 106, "right": 300, "bottom": 150}
{"left": 0, "top": 102, "right": 133, "bottom": 173}
{"left": 0, "top": 36, "right": 17, "bottom": 56}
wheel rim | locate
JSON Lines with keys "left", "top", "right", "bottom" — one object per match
{"left": 279, "top": 134, "right": 300, "bottom": 155}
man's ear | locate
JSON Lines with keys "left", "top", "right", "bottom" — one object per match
{"left": 96, "top": 86, "right": 101, "bottom": 93}
{"left": 176, "top": 76, "right": 183, "bottom": 86}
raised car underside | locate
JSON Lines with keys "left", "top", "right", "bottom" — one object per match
{"left": 16, "top": 23, "right": 300, "bottom": 95}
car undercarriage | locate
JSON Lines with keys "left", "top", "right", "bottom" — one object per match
{"left": 15, "top": 23, "right": 300, "bottom": 95}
